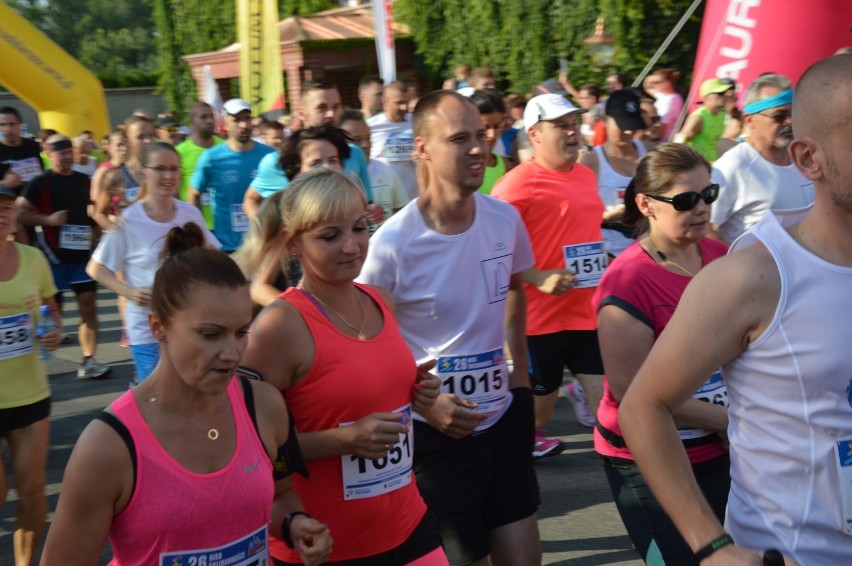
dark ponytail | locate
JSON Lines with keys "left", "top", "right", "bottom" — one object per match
{"left": 151, "top": 222, "right": 247, "bottom": 325}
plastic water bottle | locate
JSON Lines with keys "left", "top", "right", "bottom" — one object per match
{"left": 20, "top": 123, "right": 29, "bottom": 139}
{"left": 36, "top": 304, "right": 55, "bottom": 361}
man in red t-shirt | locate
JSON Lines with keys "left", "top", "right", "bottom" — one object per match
{"left": 492, "top": 94, "right": 606, "bottom": 457}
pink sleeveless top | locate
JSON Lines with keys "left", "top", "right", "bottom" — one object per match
{"left": 108, "top": 378, "right": 273, "bottom": 565}
{"left": 271, "top": 284, "right": 426, "bottom": 562}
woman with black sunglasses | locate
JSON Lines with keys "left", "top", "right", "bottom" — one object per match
{"left": 591, "top": 143, "right": 731, "bottom": 565}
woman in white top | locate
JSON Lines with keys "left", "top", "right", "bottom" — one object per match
{"left": 86, "top": 141, "right": 219, "bottom": 383}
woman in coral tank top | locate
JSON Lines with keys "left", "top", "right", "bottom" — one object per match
{"left": 242, "top": 168, "right": 448, "bottom": 565}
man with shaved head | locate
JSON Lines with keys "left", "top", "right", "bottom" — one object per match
{"left": 618, "top": 54, "right": 852, "bottom": 565}
{"left": 18, "top": 135, "right": 111, "bottom": 380}
{"left": 176, "top": 101, "right": 222, "bottom": 228}
{"left": 359, "top": 90, "right": 541, "bottom": 566}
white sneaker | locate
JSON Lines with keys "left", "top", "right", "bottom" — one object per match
{"left": 77, "top": 358, "right": 112, "bottom": 380}
{"left": 564, "top": 379, "right": 596, "bottom": 427}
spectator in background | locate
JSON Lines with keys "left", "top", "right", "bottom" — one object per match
{"left": 261, "top": 120, "right": 286, "bottom": 151}
{"left": 368, "top": 81, "right": 418, "bottom": 200}
{"left": 156, "top": 112, "right": 183, "bottom": 146}
{"left": 646, "top": 69, "right": 683, "bottom": 141}
{"left": 339, "top": 109, "right": 408, "bottom": 230}
{"left": 176, "top": 101, "right": 222, "bottom": 229}
{"left": 576, "top": 84, "right": 606, "bottom": 146}
{"left": 470, "top": 90, "right": 515, "bottom": 195}
{"left": 605, "top": 73, "right": 629, "bottom": 94}
{"left": 635, "top": 89, "right": 664, "bottom": 144}
{"left": 0, "top": 107, "right": 43, "bottom": 196}
{"left": 469, "top": 67, "right": 497, "bottom": 90}
{"left": 358, "top": 76, "right": 384, "bottom": 120}
{"left": 677, "top": 78, "right": 733, "bottom": 162}
{"left": 35, "top": 128, "right": 58, "bottom": 170}
{"left": 501, "top": 93, "right": 527, "bottom": 153}
{"left": 71, "top": 135, "right": 98, "bottom": 178}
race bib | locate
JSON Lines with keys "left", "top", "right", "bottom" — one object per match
{"left": 563, "top": 241, "right": 607, "bottom": 288}
{"left": 59, "top": 225, "right": 92, "bottom": 250}
{"left": 159, "top": 525, "right": 268, "bottom": 566}
{"left": 9, "top": 158, "right": 42, "bottom": 182}
{"left": 437, "top": 348, "right": 509, "bottom": 431}
{"left": 125, "top": 186, "right": 140, "bottom": 203}
{"left": 0, "top": 312, "right": 33, "bottom": 361}
{"left": 833, "top": 436, "right": 852, "bottom": 536}
{"left": 340, "top": 404, "right": 413, "bottom": 500}
{"left": 230, "top": 204, "right": 248, "bottom": 233}
{"left": 383, "top": 132, "right": 414, "bottom": 162}
{"left": 677, "top": 371, "right": 728, "bottom": 441}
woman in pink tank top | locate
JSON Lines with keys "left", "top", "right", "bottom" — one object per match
{"left": 242, "top": 168, "right": 448, "bottom": 565}
{"left": 41, "top": 223, "right": 332, "bottom": 565}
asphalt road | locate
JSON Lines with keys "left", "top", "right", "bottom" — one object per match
{"left": 0, "top": 289, "right": 643, "bottom": 565}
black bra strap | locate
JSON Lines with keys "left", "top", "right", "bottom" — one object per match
{"left": 96, "top": 412, "right": 137, "bottom": 497}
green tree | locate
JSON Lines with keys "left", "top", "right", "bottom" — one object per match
{"left": 151, "top": 0, "right": 337, "bottom": 115}
{"left": 7, "top": 0, "right": 158, "bottom": 89}
{"left": 395, "top": 0, "right": 705, "bottom": 95}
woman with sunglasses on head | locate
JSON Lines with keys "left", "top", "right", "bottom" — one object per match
{"left": 592, "top": 143, "right": 730, "bottom": 565}
{"left": 43, "top": 224, "right": 332, "bottom": 566}
{"left": 240, "top": 168, "right": 446, "bottom": 565}
{"left": 87, "top": 142, "right": 219, "bottom": 384}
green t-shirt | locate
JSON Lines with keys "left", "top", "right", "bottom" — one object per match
{"left": 176, "top": 136, "right": 224, "bottom": 229}
{"left": 687, "top": 107, "right": 726, "bottom": 162}
{"left": 479, "top": 153, "right": 508, "bottom": 195}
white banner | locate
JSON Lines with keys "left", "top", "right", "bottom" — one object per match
{"left": 372, "top": 0, "right": 396, "bottom": 84}
{"left": 202, "top": 64, "right": 224, "bottom": 133}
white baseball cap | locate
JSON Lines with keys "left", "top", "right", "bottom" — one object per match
{"left": 523, "top": 94, "right": 585, "bottom": 131}
{"left": 223, "top": 98, "right": 252, "bottom": 116}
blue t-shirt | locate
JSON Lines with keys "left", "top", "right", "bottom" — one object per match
{"left": 190, "top": 142, "right": 275, "bottom": 251}
{"left": 250, "top": 143, "right": 373, "bottom": 201}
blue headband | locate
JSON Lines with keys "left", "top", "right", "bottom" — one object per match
{"left": 743, "top": 88, "right": 793, "bottom": 115}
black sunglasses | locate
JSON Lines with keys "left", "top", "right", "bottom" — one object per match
{"left": 755, "top": 109, "right": 791, "bottom": 124}
{"left": 646, "top": 184, "right": 719, "bottom": 211}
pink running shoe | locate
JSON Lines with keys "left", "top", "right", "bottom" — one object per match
{"left": 533, "top": 429, "right": 565, "bottom": 459}
{"left": 565, "top": 379, "right": 596, "bottom": 428}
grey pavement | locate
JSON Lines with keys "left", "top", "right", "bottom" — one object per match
{"left": 1, "top": 289, "right": 643, "bottom": 565}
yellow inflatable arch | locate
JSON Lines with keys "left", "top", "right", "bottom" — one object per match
{"left": 0, "top": 2, "right": 110, "bottom": 137}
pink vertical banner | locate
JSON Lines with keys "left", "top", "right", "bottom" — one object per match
{"left": 690, "top": 0, "right": 852, "bottom": 105}
{"left": 372, "top": 0, "right": 396, "bottom": 84}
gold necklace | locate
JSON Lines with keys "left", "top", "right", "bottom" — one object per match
{"left": 305, "top": 288, "right": 367, "bottom": 340}
{"left": 147, "top": 393, "right": 220, "bottom": 440}
{"left": 647, "top": 237, "right": 699, "bottom": 277}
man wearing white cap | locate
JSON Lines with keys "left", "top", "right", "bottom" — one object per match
{"left": 676, "top": 78, "right": 733, "bottom": 162}
{"left": 188, "top": 98, "right": 275, "bottom": 252}
{"left": 491, "top": 94, "right": 606, "bottom": 457}
{"left": 709, "top": 73, "right": 814, "bottom": 244}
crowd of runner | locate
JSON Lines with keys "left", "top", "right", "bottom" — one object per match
{"left": 1, "top": 50, "right": 851, "bottom": 566}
